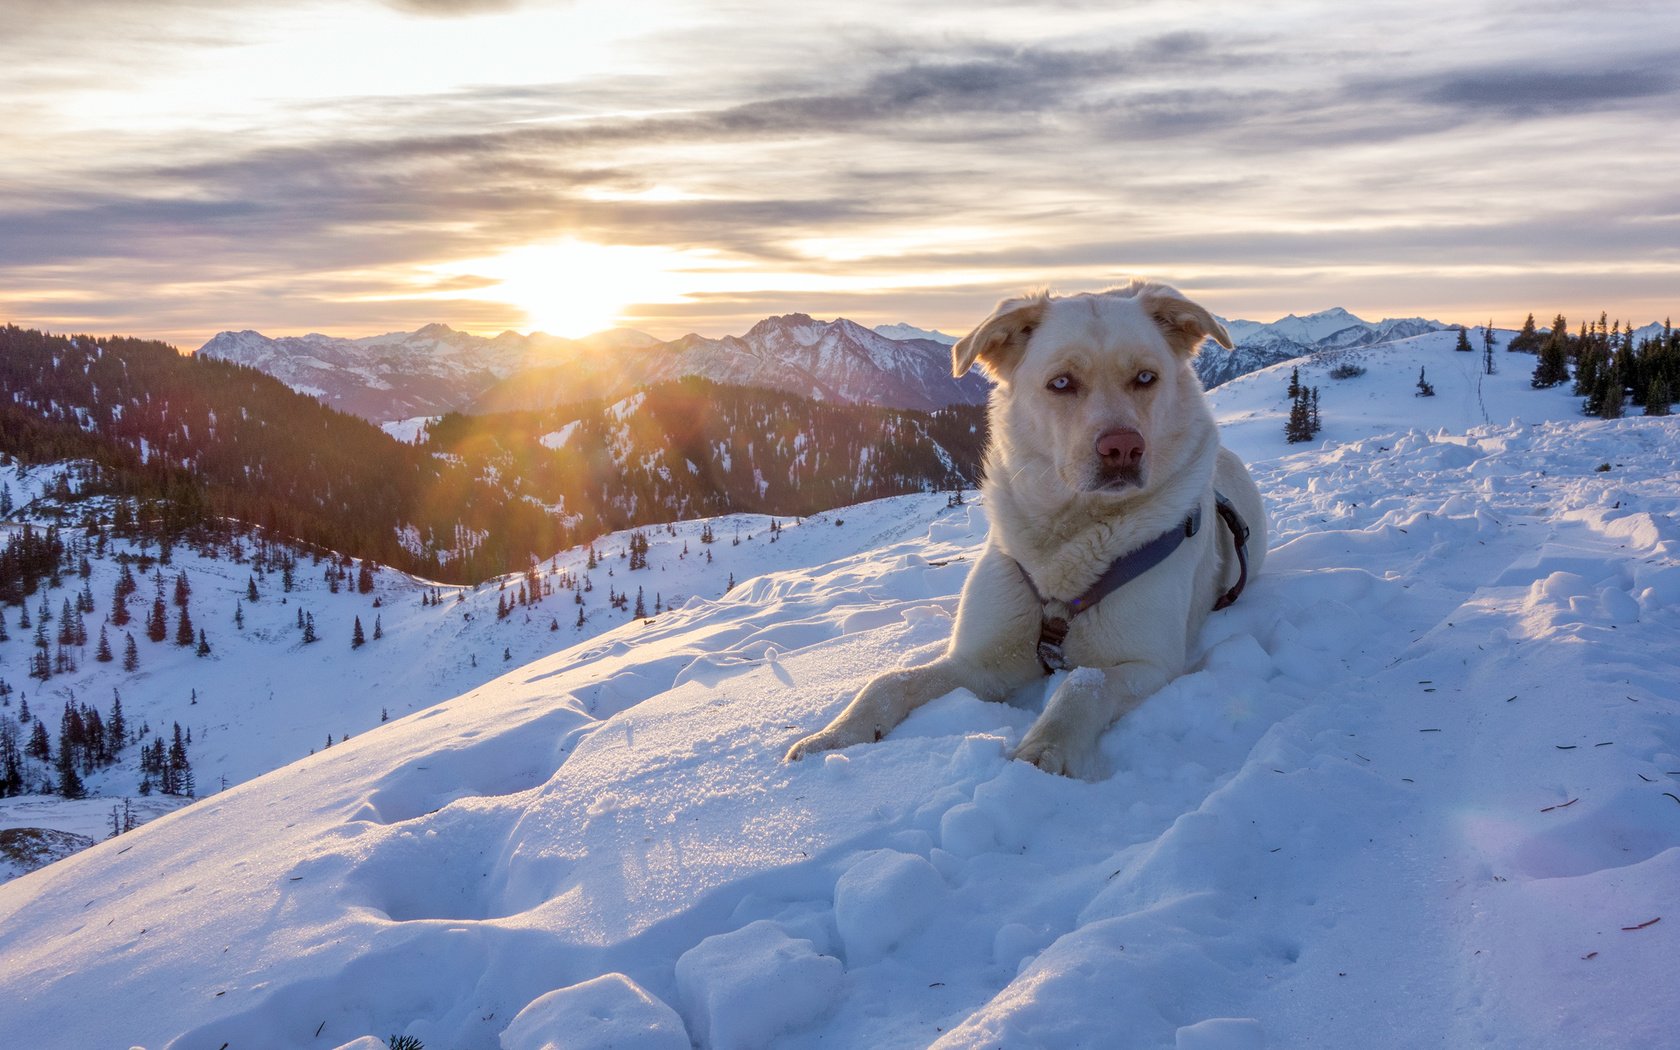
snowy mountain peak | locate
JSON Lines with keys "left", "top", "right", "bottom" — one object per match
{"left": 1290, "top": 306, "right": 1363, "bottom": 323}
{"left": 874, "top": 322, "right": 959, "bottom": 345}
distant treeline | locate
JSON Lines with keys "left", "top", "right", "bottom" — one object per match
{"left": 1510, "top": 312, "right": 1677, "bottom": 417}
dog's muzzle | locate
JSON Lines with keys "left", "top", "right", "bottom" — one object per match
{"left": 1092, "top": 427, "right": 1145, "bottom": 489}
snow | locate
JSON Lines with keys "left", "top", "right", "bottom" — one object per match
{"left": 1206, "top": 327, "right": 1581, "bottom": 456}
{"left": 0, "top": 486, "right": 957, "bottom": 877}
{"left": 1, "top": 348, "right": 1678, "bottom": 1048}
{"left": 379, "top": 416, "right": 437, "bottom": 444}
{"left": 536, "top": 420, "right": 581, "bottom": 450}
{"left": 501, "top": 973, "right": 688, "bottom": 1050}
{"left": 873, "top": 323, "right": 958, "bottom": 346}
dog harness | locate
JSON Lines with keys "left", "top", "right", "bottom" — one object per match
{"left": 1013, "top": 493, "right": 1252, "bottom": 674}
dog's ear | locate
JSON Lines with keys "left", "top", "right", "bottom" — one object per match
{"left": 952, "top": 293, "right": 1047, "bottom": 381}
{"left": 1137, "top": 283, "right": 1232, "bottom": 358}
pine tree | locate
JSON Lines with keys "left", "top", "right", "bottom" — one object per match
{"left": 1509, "top": 312, "right": 1541, "bottom": 353}
{"left": 173, "top": 571, "right": 191, "bottom": 608}
{"left": 1588, "top": 359, "right": 1624, "bottom": 419}
{"left": 168, "top": 722, "right": 192, "bottom": 797}
{"left": 247, "top": 576, "right": 260, "bottom": 602}
{"left": 357, "top": 559, "right": 374, "bottom": 594}
{"left": 1573, "top": 343, "right": 1600, "bottom": 396}
{"left": 634, "top": 587, "right": 647, "bottom": 619}
{"left": 303, "top": 613, "right": 317, "bottom": 644}
{"left": 234, "top": 601, "right": 244, "bottom": 629}
{"left": 0, "top": 723, "right": 21, "bottom": 798}
{"left": 1454, "top": 327, "right": 1473, "bottom": 352}
{"left": 123, "top": 632, "right": 139, "bottom": 671}
{"left": 373, "top": 614, "right": 383, "bottom": 641}
{"left": 26, "top": 719, "right": 50, "bottom": 762}
{"left": 147, "top": 597, "right": 168, "bottom": 642}
{"left": 1482, "top": 322, "right": 1496, "bottom": 375}
{"left": 57, "top": 599, "right": 76, "bottom": 646}
{"left": 352, "top": 616, "right": 365, "bottom": 649}
{"left": 1287, "top": 366, "right": 1301, "bottom": 399}
{"left": 1645, "top": 376, "right": 1672, "bottom": 416}
{"left": 175, "top": 603, "right": 195, "bottom": 646}
{"left": 1285, "top": 389, "right": 1312, "bottom": 442}
{"left": 109, "top": 691, "right": 126, "bottom": 750}
{"left": 1415, "top": 367, "right": 1435, "bottom": 397}
{"left": 96, "top": 625, "right": 114, "bottom": 662}
{"left": 1531, "top": 329, "right": 1570, "bottom": 388}
{"left": 196, "top": 628, "right": 211, "bottom": 657}
{"left": 57, "top": 709, "right": 84, "bottom": 799}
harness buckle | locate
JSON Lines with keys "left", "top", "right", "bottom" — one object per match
{"left": 1036, "top": 616, "right": 1071, "bottom": 673}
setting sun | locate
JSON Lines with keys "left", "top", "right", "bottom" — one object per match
{"left": 443, "top": 239, "right": 705, "bottom": 339}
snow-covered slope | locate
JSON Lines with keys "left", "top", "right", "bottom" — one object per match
{"left": 1206, "top": 326, "right": 1582, "bottom": 455}
{"left": 0, "top": 457, "right": 958, "bottom": 881}
{"left": 1201, "top": 309, "right": 1455, "bottom": 389}
{"left": 1, "top": 392, "right": 1676, "bottom": 1047}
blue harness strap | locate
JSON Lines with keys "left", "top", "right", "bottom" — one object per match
{"left": 1014, "top": 493, "right": 1251, "bottom": 674}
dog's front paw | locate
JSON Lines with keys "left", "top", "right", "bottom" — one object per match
{"left": 784, "top": 717, "right": 882, "bottom": 763}
{"left": 1012, "top": 727, "right": 1101, "bottom": 780}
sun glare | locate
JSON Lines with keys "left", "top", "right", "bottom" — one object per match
{"left": 448, "top": 239, "right": 703, "bottom": 339}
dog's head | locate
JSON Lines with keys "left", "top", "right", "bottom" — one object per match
{"left": 952, "top": 281, "right": 1231, "bottom": 495}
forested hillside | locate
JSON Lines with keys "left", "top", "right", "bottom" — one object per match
{"left": 0, "top": 327, "right": 985, "bottom": 583}
{"left": 425, "top": 378, "right": 985, "bottom": 532}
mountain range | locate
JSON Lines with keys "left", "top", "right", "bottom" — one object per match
{"left": 198, "top": 316, "right": 990, "bottom": 424}
{"left": 1197, "top": 308, "right": 1452, "bottom": 388}
{"left": 197, "top": 308, "right": 1460, "bottom": 425}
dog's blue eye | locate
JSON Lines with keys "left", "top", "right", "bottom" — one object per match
{"left": 1135, "top": 371, "right": 1157, "bottom": 387}
{"left": 1047, "top": 374, "right": 1078, "bottom": 394}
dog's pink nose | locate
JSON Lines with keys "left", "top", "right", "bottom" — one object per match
{"left": 1095, "top": 428, "right": 1145, "bottom": 465}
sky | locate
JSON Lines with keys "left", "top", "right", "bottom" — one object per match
{"left": 2, "top": 0, "right": 1677, "bottom": 348}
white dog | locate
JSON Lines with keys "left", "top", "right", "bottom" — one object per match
{"left": 786, "top": 281, "right": 1266, "bottom": 778}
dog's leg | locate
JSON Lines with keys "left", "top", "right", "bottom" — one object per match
{"left": 784, "top": 660, "right": 977, "bottom": 761}
{"left": 784, "top": 544, "right": 1040, "bottom": 762}
{"left": 1013, "top": 661, "right": 1171, "bottom": 779}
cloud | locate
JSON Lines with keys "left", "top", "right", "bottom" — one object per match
{"left": 1350, "top": 60, "right": 1680, "bottom": 120}
{"left": 4, "top": 1, "right": 1679, "bottom": 346}
{"left": 382, "top": 0, "right": 530, "bottom": 14}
